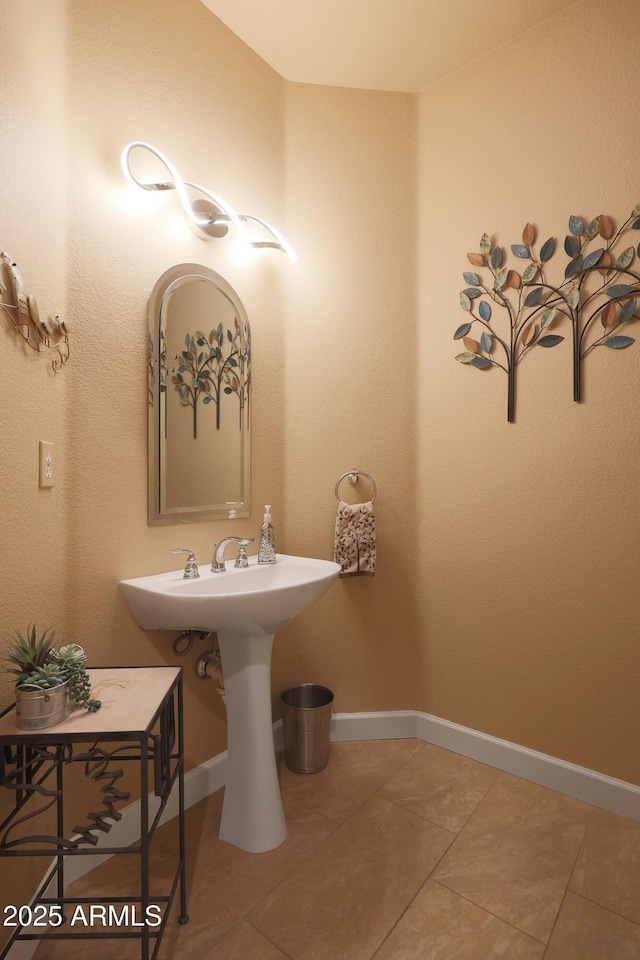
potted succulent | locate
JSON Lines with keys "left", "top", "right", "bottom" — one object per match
{"left": 3, "top": 624, "right": 101, "bottom": 730}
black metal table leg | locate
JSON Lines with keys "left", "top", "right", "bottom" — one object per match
{"left": 177, "top": 675, "right": 189, "bottom": 925}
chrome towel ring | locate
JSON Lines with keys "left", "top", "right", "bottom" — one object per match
{"left": 335, "top": 469, "right": 377, "bottom": 504}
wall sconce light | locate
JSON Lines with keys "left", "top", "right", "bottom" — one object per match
{"left": 121, "top": 141, "right": 297, "bottom": 262}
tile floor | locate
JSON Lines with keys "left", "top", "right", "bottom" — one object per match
{"left": 33, "top": 739, "right": 640, "bottom": 959}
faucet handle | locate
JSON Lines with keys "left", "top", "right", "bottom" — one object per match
{"left": 170, "top": 548, "right": 199, "bottom": 579}
{"left": 234, "top": 538, "right": 255, "bottom": 568}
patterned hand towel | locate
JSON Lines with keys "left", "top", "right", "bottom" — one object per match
{"left": 334, "top": 500, "right": 376, "bottom": 578}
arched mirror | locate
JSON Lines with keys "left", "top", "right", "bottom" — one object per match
{"left": 148, "top": 264, "right": 251, "bottom": 525}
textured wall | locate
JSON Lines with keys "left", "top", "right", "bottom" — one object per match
{"left": 417, "top": 0, "right": 640, "bottom": 784}
{"left": 63, "top": 0, "right": 286, "bottom": 769}
{"left": 1, "top": 0, "right": 287, "bottom": 928}
{"left": 1, "top": 0, "right": 639, "bottom": 931}
{"left": 274, "top": 83, "right": 419, "bottom": 711}
{"left": 0, "top": 1, "right": 69, "bottom": 690}
{"left": 0, "top": 1, "right": 69, "bottom": 928}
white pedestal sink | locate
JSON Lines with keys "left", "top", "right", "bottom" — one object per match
{"left": 120, "top": 555, "right": 340, "bottom": 852}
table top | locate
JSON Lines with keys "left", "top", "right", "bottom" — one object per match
{"left": 0, "top": 666, "right": 181, "bottom": 743}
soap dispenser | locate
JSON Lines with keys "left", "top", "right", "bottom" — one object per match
{"left": 258, "top": 505, "right": 277, "bottom": 564}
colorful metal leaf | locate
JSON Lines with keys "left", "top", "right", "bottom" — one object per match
{"left": 454, "top": 322, "right": 472, "bottom": 340}
{"left": 565, "top": 255, "right": 583, "bottom": 279}
{"left": 463, "top": 287, "right": 482, "bottom": 298}
{"left": 541, "top": 307, "right": 556, "bottom": 329}
{"left": 565, "top": 287, "right": 580, "bottom": 309}
{"left": 615, "top": 247, "right": 634, "bottom": 270}
{"left": 511, "top": 244, "right": 530, "bottom": 259}
{"left": 598, "top": 250, "right": 613, "bottom": 275}
{"left": 600, "top": 302, "right": 617, "bottom": 328}
{"left": 632, "top": 217, "right": 640, "bottom": 230}
{"left": 522, "top": 223, "right": 536, "bottom": 246}
{"left": 583, "top": 248, "right": 604, "bottom": 270}
{"left": 564, "top": 235, "right": 580, "bottom": 257}
{"left": 619, "top": 298, "right": 637, "bottom": 322}
{"left": 522, "top": 263, "right": 538, "bottom": 283}
{"left": 585, "top": 216, "right": 601, "bottom": 239}
{"left": 522, "top": 322, "right": 537, "bottom": 346}
{"left": 524, "top": 287, "right": 543, "bottom": 307}
{"left": 467, "top": 252, "right": 485, "bottom": 266}
{"left": 598, "top": 215, "right": 615, "bottom": 239}
{"left": 604, "top": 336, "right": 635, "bottom": 349}
{"left": 470, "top": 356, "right": 492, "bottom": 369}
{"left": 607, "top": 284, "right": 635, "bottom": 298}
{"left": 539, "top": 237, "right": 556, "bottom": 262}
{"left": 537, "top": 335, "right": 564, "bottom": 347}
{"left": 463, "top": 336, "right": 481, "bottom": 354}
{"left": 479, "top": 300, "right": 492, "bottom": 322}
{"left": 460, "top": 292, "right": 472, "bottom": 311}
{"left": 507, "top": 270, "right": 522, "bottom": 289}
{"left": 494, "top": 268, "right": 508, "bottom": 292}
{"left": 455, "top": 351, "right": 476, "bottom": 364}
{"left": 480, "top": 332, "right": 492, "bottom": 352}
{"left": 479, "top": 233, "right": 492, "bottom": 254}
{"left": 569, "top": 215, "right": 585, "bottom": 236}
{"left": 463, "top": 271, "right": 481, "bottom": 285}
{"left": 491, "top": 246, "right": 503, "bottom": 270}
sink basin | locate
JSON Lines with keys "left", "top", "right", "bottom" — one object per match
{"left": 120, "top": 554, "right": 340, "bottom": 854}
{"left": 120, "top": 554, "right": 341, "bottom": 636}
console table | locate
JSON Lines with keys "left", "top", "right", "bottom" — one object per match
{"left": 0, "top": 665, "right": 188, "bottom": 959}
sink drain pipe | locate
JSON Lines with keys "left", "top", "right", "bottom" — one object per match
{"left": 170, "top": 630, "right": 226, "bottom": 702}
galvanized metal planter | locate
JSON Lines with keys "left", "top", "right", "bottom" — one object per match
{"left": 14, "top": 680, "right": 71, "bottom": 731}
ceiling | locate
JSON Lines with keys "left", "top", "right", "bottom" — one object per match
{"left": 199, "top": 0, "right": 577, "bottom": 92}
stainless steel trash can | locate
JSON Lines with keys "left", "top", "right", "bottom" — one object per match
{"left": 280, "top": 683, "right": 334, "bottom": 774}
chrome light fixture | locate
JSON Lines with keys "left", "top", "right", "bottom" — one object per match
{"left": 121, "top": 141, "right": 297, "bottom": 262}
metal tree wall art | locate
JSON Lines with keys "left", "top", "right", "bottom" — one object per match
{"left": 147, "top": 330, "right": 167, "bottom": 407}
{"left": 171, "top": 317, "right": 250, "bottom": 438}
{"left": 454, "top": 203, "right": 640, "bottom": 421}
{"left": 0, "top": 252, "right": 69, "bottom": 372}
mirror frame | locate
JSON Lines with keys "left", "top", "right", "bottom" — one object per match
{"left": 147, "top": 263, "right": 251, "bottom": 525}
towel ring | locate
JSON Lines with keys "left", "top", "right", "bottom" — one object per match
{"left": 335, "top": 469, "right": 377, "bottom": 504}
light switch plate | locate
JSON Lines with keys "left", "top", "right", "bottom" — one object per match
{"left": 39, "top": 440, "right": 54, "bottom": 488}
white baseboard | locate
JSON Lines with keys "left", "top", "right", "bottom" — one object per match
{"left": 8, "top": 710, "right": 639, "bottom": 958}
{"left": 331, "top": 710, "right": 417, "bottom": 742}
{"left": 331, "top": 710, "right": 640, "bottom": 822}
{"left": 331, "top": 709, "right": 640, "bottom": 822}
{"left": 413, "top": 711, "right": 640, "bottom": 823}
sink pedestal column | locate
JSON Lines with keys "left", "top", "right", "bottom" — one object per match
{"left": 217, "top": 631, "right": 287, "bottom": 853}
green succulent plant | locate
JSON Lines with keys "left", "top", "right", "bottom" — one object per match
{"left": 21, "top": 662, "right": 64, "bottom": 690}
{"left": 51, "top": 644, "right": 100, "bottom": 713}
{"left": 4, "top": 626, "right": 101, "bottom": 713}
{"left": 2, "top": 624, "right": 55, "bottom": 678}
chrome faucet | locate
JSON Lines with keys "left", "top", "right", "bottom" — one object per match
{"left": 170, "top": 548, "right": 199, "bottom": 579}
{"left": 211, "top": 537, "right": 255, "bottom": 572}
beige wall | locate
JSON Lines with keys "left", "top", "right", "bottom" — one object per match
{"left": 417, "top": 0, "right": 640, "bottom": 784}
{"left": 274, "top": 82, "right": 420, "bottom": 710}
{"left": 0, "top": 0, "right": 70, "bottom": 926}
{"left": 0, "top": 2, "right": 69, "bottom": 680}
{"left": 0, "top": 0, "right": 639, "bottom": 925}
{"left": 63, "top": 0, "right": 286, "bottom": 769}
